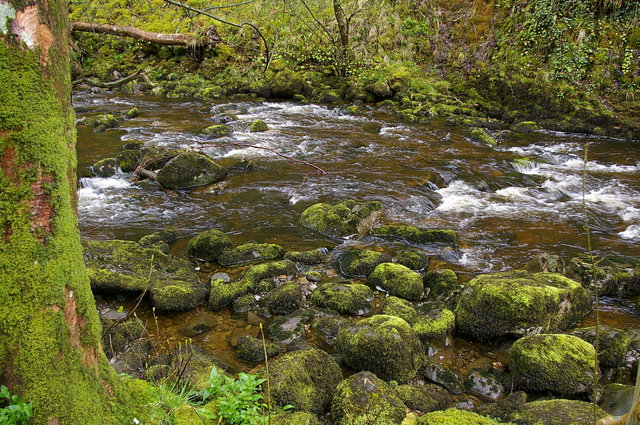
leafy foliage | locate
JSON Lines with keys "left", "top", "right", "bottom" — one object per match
{"left": 0, "top": 386, "right": 32, "bottom": 425}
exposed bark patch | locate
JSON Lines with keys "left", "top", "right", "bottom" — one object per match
{"left": 4, "top": 223, "right": 12, "bottom": 242}
{"left": 47, "top": 418, "right": 59, "bottom": 425}
{"left": 63, "top": 288, "right": 98, "bottom": 369}
{"left": 11, "top": 5, "right": 54, "bottom": 65}
{"left": 0, "top": 145, "right": 19, "bottom": 185}
{"left": 30, "top": 169, "right": 55, "bottom": 242}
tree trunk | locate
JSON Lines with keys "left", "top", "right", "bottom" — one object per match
{"left": 0, "top": 1, "right": 125, "bottom": 424}
{"left": 71, "top": 21, "right": 199, "bottom": 47}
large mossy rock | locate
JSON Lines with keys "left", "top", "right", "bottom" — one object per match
{"left": 330, "top": 371, "right": 407, "bottom": 425}
{"left": 509, "top": 399, "right": 606, "bottom": 425}
{"left": 396, "top": 383, "right": 449, "bottom": 413}
{"left": 83, "top": 240, "right": 207, "bottom": 311}
{"left": 186, "top": 229, "right": 232, "bottom": 260}
{"left": 261, "top": 281, "right": 304, "bottom": 315}
{"left": 336, "top": 314, "right": 425, "bottom": 382}
{"left": 334, "top": 248, "right": 390, "bottom": 277}
{"left": 455, "top": 271, "right": 590, "bottom": 340}
{"left": 570, "top": 325, "right": 631, "bottom": 368}
{"left": 571, "top": 254, "right": 640, "bottom": 297}
{"left": 284, "top": 248, "right": 329, "bottom": 265}
{"left": 397, "top": 248, "right": 431, "bottom": 270}
{"left": 268, "top": 348, "right": 342, "bottom": 415}
{"left": 244, "top": 260, "right": 297, "bottom": 286}
{"left": 310, "top": 282, "right": 373, "bottom": 315}
{"left": 413, "top": 303, "right": 455, "bottom": 342}
{"left": 423, "top": 269, "right": 461, "bottom": 305}
{"left": 156, "top": 152, "right": 227, "bottom": 190}
{"left": 208, "top": 278, "right": 253, "bottom": 311}
{"left": 217, "top": 243, "right": 285, "bottom": 266}
{"left": 508, "top": 334, "right": 597, "bottom": 395}
{"left": 380, "top": 296, "right": 418, "bottom": 324}
{"left": 237, "top": 335, "right": 281, "bottom": 363}
{"left": 369, "top": 263, "right": 424, "bottom": 301}
{"left": 371, "top": 225, "right": 460, "bottom": 246}
{"left": 300, "top": 199, "right": 383, "bottom": 237}
{"left": 116, "top": 148, "right": 143, "bottom": 172}
{"left": 417, "top": 408, "right": 507, "bottom": 425}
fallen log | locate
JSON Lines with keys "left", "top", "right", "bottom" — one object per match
{"left": 71, "top": 21, "right": 198, "bottom": 47}
{"left": 73, "top": 69, "right": 144, "bottom": 88}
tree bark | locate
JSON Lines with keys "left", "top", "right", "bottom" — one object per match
{"left": 0, "top": 1, "right": 125, "bottom": 424}
{"left": 71, "top": 21, "right": 199, "bottom": 46}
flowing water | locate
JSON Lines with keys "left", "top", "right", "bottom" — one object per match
{"left": 75, "top": 90, "right": 640, "bottom": 375}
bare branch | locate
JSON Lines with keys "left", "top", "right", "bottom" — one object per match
{"left": 71, "top": 21, "right": 198, "bottom": 46}
{"left": 73, "top": 69, "right": 144, "bottom": 88}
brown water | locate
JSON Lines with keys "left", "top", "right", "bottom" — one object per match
{"left": 75, "top": 90, "right": 640, "bottom": 375}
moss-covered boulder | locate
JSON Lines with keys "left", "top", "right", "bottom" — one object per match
{"left": 310, "top": 282, "right": 373, "bottom": 315}
{"left": 417, "top": 408, "right": 507, "bottom": 425}
{"left": 336, "top": 314, "right": 425, "bottom": 382}
{"left": 470, "top": 127, "right": 498, "bottom": 147}
{"left": 86, "top": 113, "right": 120, "bottom": 132}
{"left": 138, "top": 229, "right": 177, "bottom": 250}
{"left": 369, "top": 263, "right": 424, "bottom": 301}
{"left": 312, "top": 316, "right": 350, "bottom": 342}
{"left": 397, "top": 248, "right": 431, "bottom": 270}
{"left": 570, "top": 325, "right": 631, "bottom": 368}
{"left": 268, "top": 348, "right": 342, "bottom": 415}
{"left": 217, "top": 243, "right": 285, "bottom": 266}
{"left": 511, "top": 121, "right": 539, "bottom": 132}
{"left": 261, "top": 281, "right": 304, "bottom": 315}
{"left": 249, "top": 119, "right": 269, "bottom": 132}
{"left": 335, "top": 249, "right": 390, "bottom": 277}
{"left": 570, "top": 254, "right": 640, "bottom": 297}
{"left": 91, "top": 158, "right": 118, "bottom": 177}
{"left": 237, "top": 334, "right": 281, "bottom": 362}
{"left": 413, "top": 303, "right": 455, "bottom": 342}
{"left": 284, "top": 248, "right": 329, "bottom": 265}
{"left": 232, "top": 294, "right": 257, "bottom": 313}
{"left": 331, "top": 371, "right": 407, "bottom": 425}
{"left": 396, "top": 383, "right": 449, "bottom": 413}
{"left": 186, "top": 229, "right": 232, "bottom": 260}
{"left": 420, "top": 361, "right": 464, "bottom": 394}
{"left": 271, "top": 412, "right": 322, "bottom": 425}
{"left": 509, "top": 334, "right": 597, "bottom": 395}
{"left": 156, "top": 152, "right": 227, "bottom": 190}
{"left": 83, "top": 239, "right": 207, "bottom": 311}
{"left": 300, "top": 200, "right": 383, "bottom": 238}
{"left": 371, "top": 225, "right": 460, "bottom": 246}
{"left": 424, "top": 269, "right": 460, "bottom": 304}
{"left": 116, "top": 148, "right": 143, "bottom": 172}
{"left": 244, "top": 260, "right": 297, "bottom": 286}
{"left": 124, "top": 107, "right": 139, "bottom": 119}
{"left": 455, "top": 271, "right": 590, "bottom": 340}
{"left": 203, "top": 124, "right": 231, "bottom": 138}
{"left": 208, "top": 278, "right": 253, "bottom": 311}
{"left": 509, "top": 399, "right": 606, "bottom": 425}
{"left": 380, "top": 296, "right": 418, "bottom": 324}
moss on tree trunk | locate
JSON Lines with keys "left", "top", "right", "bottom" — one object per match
{"left": 0, "top": 0, "right": 129, "bottom": 423}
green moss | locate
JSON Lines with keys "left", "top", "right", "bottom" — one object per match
{"left": 312, "top": 316, "right": 350, "bottom": 341}
{"left": 417, "top": 408, "right": 509, "bottom": 425}
{"left": 150, "top": 279, "right": 208, "bottom": 311}
{"left": 284, "top": 248, "right": 329, "bottom": 265}
{"left": 511, "top": 121, "right": 540, "bottom": 132}
{"left": 509, "top": 334, "right": 596, "bottom": 395}
{"left": 155, "top": 152, "right": 227, "bottom": 190}
{"left": 300, "top": 200, "right": 383, "bottom": 238}
{"left": 261, "top": 281, "right": 303, "bottom": 315}
{"left": 203, "top": 124, "right": 231, "bottom": 138}
{"left": 380, "top": 296, "right": 418, "bottom": 324}
{"left": 186, "top": 229, "right": 232, "bottom": 260}
{"left": 243, "top": 259, "right": 296, "bottom": 285}
{"left": 310, "top": 282, "right": 373, "bottom": 315}
{"left": 237, "top": 334, "right": 281, "bottom": 362}
{"left": 271, "top": 412, "right": 322, "bottom": 425}
{"left": 267, "top": 348, "right": 342, "bottom": 415}
{"left": 413, "top": 306, "right": 455, "bottom": 342}
{"left": 423, "top": 269, "right": 460, "bottom": 301}
{"left": 369, "top": 263, "right": 424, "bottom": 301}
{"left": 91, "top": 158, "right": 117, "bottom": 177}
{"left": 116, "top": 149, "right": 143, "bottom": 172}
{"left": 454, "top": 271, "right": 591, "bottom": 340}
{"left": 396, "top": 248, "right": 431, "bottom": 270}
{"left": 124, "top": 107, "right": 139, "bottom": 119}
{"left": 208, "top": 278, "right": 253, "bottom": 311}
{"left": 86, "top": 113, "right": 120, "bottom": 132}
{"left": 331, "top": 371, "right": 407, "bottom": 425}
{"left": 217, "top": 243, "right": 285, "bottom": 266}
{"left": 232, "top": 294, "right": 257, "bottom": 312}
{"left": 336, "top": 315, "right": 424, "bottom": 382}
{"left": 396, "top": 384, "right": 449, "bottom": 413}
{"left": 269, "top": 312, "right": 311, "bottom": 343}
{"left": 335, "top": 248, "right": 390, "bottom": 277}
{"left": 570, "top": 325, "right": 631, "bottom": 368}
{"left": 249, "top": 119, "right": 269, "bottom": 132}
{"left": 138, "top": 229, "right": 177, "bottom": 248}
{"left": 509, "top": 399, "right": 606, "bottom": 425}
{"left": 371, "top": 225, "right": 460, "bottom": 246}
{"left": 470, "top": 127, "right": 498, "bottom": 147}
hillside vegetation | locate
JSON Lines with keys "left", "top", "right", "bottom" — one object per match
{"left": 70, "top": 0, "right": 640, "bottom": 138}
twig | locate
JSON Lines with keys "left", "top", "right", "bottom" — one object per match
{"left": 73, "top": 69, "right": 144, "bottom": 88}
{"left": 224, "top": 141, "right": 326, "bottom": 175}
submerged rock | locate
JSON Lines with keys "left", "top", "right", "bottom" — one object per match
{"left": 249, "top": 119, "right": 269, "bottom": 132}
{"left": 455, "top": 271, "right": 590, "bottom": 340}
{"left": 91, "top": 158, "right": 118, "bottom": 177}
{"left": 156, "top": 152, "right": 227, "bottom": 190}
{"left": 217, "top": 243, "right": 285, "bottom": 266}
{"left": 334, "top": 248, "right": 390, "bottom": 277}
{"left": 369, "top": 262, "right": 424, "bottom": 301}
{"left": 186, "top": 229, "right": 232, "bottom": 260}
{"left": 371, "top": 224, "right": 460, "bottom": 246}
{"left": 300, "top": 199, "right": 383, "bottom": 237}
{"left": 268, "top": 348, "right": 342, "bottom": 415}
{"left": 310, "top": 282, "right": 373, "bottom": 315}
{"left": 83, "top": 239, "right": 207, "bottom": 311}
{"left": 570, "top": 325, "right": 631, "bottom": 368}
{"left": 509, "top": 334, "right": 597, "bottom": 395}
{"left": 336, "top": 314, "right": 424, "bottom": 382}
{"left": 470, "top": 127, "right": 498, "bottom": 147}
{"left": 331, "top": 371, "right": 407, "bottom": 425}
